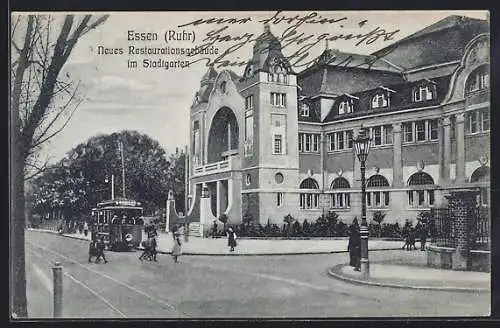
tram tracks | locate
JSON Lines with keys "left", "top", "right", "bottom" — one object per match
{"left": 27, "top": 240, "right": 190, "bottom": 318}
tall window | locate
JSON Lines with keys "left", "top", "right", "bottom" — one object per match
{"left": 428, "top": 119, "right": 438, "bottom": 140}
{"left": 366, "top": 175, "right": 390, "bottom": 208}
{"left": 276, "top": 192, "right": 283, "bottom": 207}
{"left": 403, "top": 119, "right": 439, "bottom": 143}
{"left": 328, "top": 130, "right": 354, "bottom": 151}
{"left": 403, "top": 122, "right": 413, "bottom": 143}
{"left": 368, "top": 125, "right": 392, "bottom": 147}
{"left": 371, "top": 93, "right": 388, "bottom": 108}
{"left": 407, "top": 172, "right": 435, "bottom": 207}
{"left": 466, "top": 109, "right": 490, "bottom": 134}
{"left": 245, "top": 113, "right": 254, "bottom": 156}
{"left": 416, "top": 121, "right": 426, "bottom": 141}
{"left": 245, "top": 95, "right": 254, "bottom": 109}
{"left": 273, "top": 134, "right": 282, "bottom": 154}
{"left": 271, "top": 93, "right": 286, "bottom": 107}
{"left": 470, "top": 166, "right": 490, "bottom": 206}
{"left": 330, "top": 177, "right": 350, "bottom": 209}
{"left": 299, "top": 133, "right": 320, "bottom": 153}
{"left": 465, "top": 65, "right": 490, "bottom": 95}
{"left": 299, "top": 178, "right": 319, "bottom": 209}
{"left": 300, "top": 103, "right": 310, "bottom": 117}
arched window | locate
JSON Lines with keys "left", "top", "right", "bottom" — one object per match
{"left": 300, "top": 178, "right": 319, "bottom": 189}
{"left": 471, "top": 166, "right": 489, "bottom": 182}
{"left": 330, "top": 177, "right": 350, "bottom": 209}
{"left": 299, "top": 178, "right": 319, "bottom": 209}
{"left": 408, "top": 172, "right": 434, "bottom": 185}
{"left": 366, "top": 174, "right": 390, "bottom": 207}
{"left": 407, "top": 172, "right": 435, "bottom": 207}
{"left": 367, "top": 174, "right": 390, "bottom": 188}
{"left": 331, "top": 177, "right": 350, "bottom": 189}
{"left": 471, "top": 166, "right": 490, "bottom": 206}
{"left": 465, "top": 65, "right": 489, "bottom": 96}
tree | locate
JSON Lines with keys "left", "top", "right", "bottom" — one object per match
{"left": 242, "top": 212, "right": 254, "bottom": 227}
{"left": 218, "top": 214, "right": 228, "bottom": 232}
{"left": 166, "top": 148, "right": 186, "bottom": 214}
{"left": 31, "top": 130, "right": 174, "bottom": 218}
{"left": 10, "top": 14, "right": 108, "bottom": 317}
{"left": 283, "top": 214, "right": 295, "bottom": 236}
{"left": 372, "top": 211, "right": 386, "bottom": 237}
{"left": 325, "top": 211, "right": 339, "bottom": 236}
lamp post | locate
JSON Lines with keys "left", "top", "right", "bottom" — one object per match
{"left": 353, "top": 128, "right": 372, "bottom": 278}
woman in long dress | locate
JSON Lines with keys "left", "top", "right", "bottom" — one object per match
{"left": 172, "top": 231, "right": 182, "bottom": 263}
{"left": 227, "top": 227, "right": 237, "bottom": 252}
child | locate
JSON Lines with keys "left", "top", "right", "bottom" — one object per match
{"left": 172, "top": 231, "right": 182, "bottom": 263}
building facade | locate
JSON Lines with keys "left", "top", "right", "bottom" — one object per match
{"left": 185, "top": 16, "right": 490, "bottom": 230}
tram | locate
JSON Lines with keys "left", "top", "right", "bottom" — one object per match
{"left": 91, "top": 198, "right": 144, "bottom": 251}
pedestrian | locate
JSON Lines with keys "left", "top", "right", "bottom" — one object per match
{"left": 83, "top": 221, "right": 89, "bottom": 237}
{"left": 88, "top": 240, "right": 97, "bottom": 263}
{"left": 212, "top": 220, "right": 218, "bottom": 238}
{"left": 95, "top": 236, "right": 108, "bottom": 264}
{"left": 347, "top": 218, "right": 361, "bottom": 271}
{"left": 172, "top": 231, "right": 182, "bottom": 263}
{"left": 227, "top": 227, "right": 237, "bottom": 252}
{"left": 420, "top": 223, "right": 428, "bottom": 251}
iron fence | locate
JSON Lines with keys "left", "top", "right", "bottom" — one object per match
{"left": 429, "top": 207, "right": 455, "bottom": 248}
{"left": 471, "top": 207, "right": 490, "bottom": 251}
{"left": 430, "top": 206, "right": 490, "bottom": 250}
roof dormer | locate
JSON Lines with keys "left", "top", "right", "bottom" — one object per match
{"left": 370, "top": 86, "right": 396, "bottom": 109}
{"left": 412, "top": 79, "right": 437, "bottom": 102}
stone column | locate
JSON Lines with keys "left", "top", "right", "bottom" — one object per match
{"left": 199, "top": 183, "right": 211, "bottom": 228}
{"left": 442, "top": 116, "right": 452, "bottom": 184}
{"left": 445, "top": 190, "right": 479, "bottom": 270}
{"left": 216, "top": 180, "right": 222, "bottom": 218}
{"left": 165, "top": 190, "right": 175, "bottom": 233}
{"left": 455, "top": 113, "right": 466, "bottom": 184}
{"left": 392, "top": 122, "right": 403, "bottom": 187}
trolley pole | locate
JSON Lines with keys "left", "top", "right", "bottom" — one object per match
{"left": 52, "top": 262, "right": 63, "bottom": 318}
{"left": 111, "top": 174, "right": 115, "bottom": 200}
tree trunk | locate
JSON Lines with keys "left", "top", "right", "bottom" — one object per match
{"left": 11, "top": 141, "right": 27, "bottom": 317}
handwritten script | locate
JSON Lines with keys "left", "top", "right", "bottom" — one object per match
{"left": 177, "top": 11, "right": 401, "bottom": 70}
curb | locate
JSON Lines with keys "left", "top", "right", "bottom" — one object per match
{"left": 327, "top": 265, "right": 490, "bottom": 293}
{"left": 30, "top": 229, "right": 401, "bottom": 256}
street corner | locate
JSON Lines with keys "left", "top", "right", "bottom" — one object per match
{"left": 327, "top": 263, "right": 490, "bottom": 293}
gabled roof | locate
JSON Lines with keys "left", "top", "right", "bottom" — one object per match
{"left": 315, "top": 49, "right": 403, "bottom": 73}
{"left": 372, "top": 15, "right": 489, "bottom": 70}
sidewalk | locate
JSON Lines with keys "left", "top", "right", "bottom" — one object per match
{"left": 31, "top": 229, "right": 402, "bottom": 255}
{"left": 328, "top": 262, "right": 491, "bottom": 292}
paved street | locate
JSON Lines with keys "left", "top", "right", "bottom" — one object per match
{"left": 25, "top": 230, "right": 490, "bottom": 318}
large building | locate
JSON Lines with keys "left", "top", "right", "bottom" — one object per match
{"left": 185, "top": 15, "right": 490, "bottom": 231}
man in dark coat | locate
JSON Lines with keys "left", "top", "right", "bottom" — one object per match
{"left": 420, "top": 223, "right": 429, "bottom": 251}
{"left": 95, "top": 236, "right": 108, "bottom": 264}
{"left": 348, "top": 219, "right": 361, "bottom": 271}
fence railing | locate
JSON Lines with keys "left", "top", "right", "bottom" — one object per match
{"left": 430, "top": 207, "right": 455, "bottom": 248}
{"left": 430, "top": 206, "right": 490, "bottom": 251}
{"left": 471, "top": 207, "right": 490, "bottom": 251}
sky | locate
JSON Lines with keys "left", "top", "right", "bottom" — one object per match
{"left": 11, "top": 10, "right": 489, "bottom": 164}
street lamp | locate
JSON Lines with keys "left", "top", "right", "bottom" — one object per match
{"left": 353, "top": 128, "right": 372, "bottom": 278}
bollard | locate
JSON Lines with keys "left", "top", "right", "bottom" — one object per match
{"left": 52, "top": 262, "right": 63, "bottom": 318}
